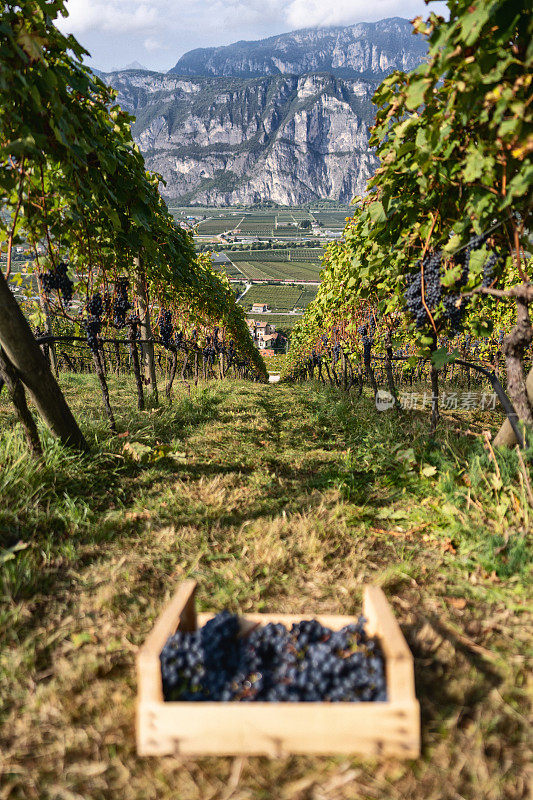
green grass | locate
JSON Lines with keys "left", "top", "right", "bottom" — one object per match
{"left": 0, "top": 375, "right": 531, "bottom": 800}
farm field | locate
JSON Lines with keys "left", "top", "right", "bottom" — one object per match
{"left": 226, "top": 259, "right": 322, "bottom": 282}
{"left": 245, "top": 312, "right": 301, "bottom": 329}
{"left": 210, "top": 258, "right": 245, "bottom": 280}
{"left": 311, "top": 211, "right": 352, "bottom": 230}
{"left": 169, "top": 207, "right": 352, "bottom": 241}
{"left": 196, "top": 217, "right": 244, "bottom": 236}
{"left": 226, "top": 248, "right": 322, "bottom": 262}
{"left": 239, "top": 283, "right": 318, "bottom": 312}
{"left": 0, "top": 377, "right": 529, "bottom": 800}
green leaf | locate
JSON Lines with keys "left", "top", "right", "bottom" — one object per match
{"left": 368, "top": 201, "right": 386, "bottom": 224}
{"left": 405, "top": 79, "right": 429, "bottom": 111}
{"left": 431, "top": 347, "right": 459, "bottom": 369}
{"left": 460, "top": 5, "right": 490, "bottom": 46}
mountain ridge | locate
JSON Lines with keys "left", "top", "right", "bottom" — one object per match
{"left": 169, "top": 17, "right": 426, "bottom": 80}
{"left": 102, "top": 18, "right": 426, "bottom": 204}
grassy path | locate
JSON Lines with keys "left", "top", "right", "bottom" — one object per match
{"left": 0, "top": 377, "right": 530, "bottom": 799}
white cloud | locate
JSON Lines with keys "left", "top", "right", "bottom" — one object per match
{"left": 285, "top": 0, "right": 416, "bottom": 28}
{"left": 60, "top": 0, "right": 159, "bottom": 35}
{"left": 144, "top": 37, "right": 165, "bottom": 52}
{"left": 60, "top": 0, "right": 444, "bottom": 38}
{"left": 58, "top": 0, "right": 447, "bottom": 71}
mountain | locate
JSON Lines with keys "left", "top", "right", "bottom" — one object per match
{"left": 103, "top": 19, "right": 427, "bottom": 205}
{"left": 169, "top": 18, "right": 426, "bottom": 80}
{"left": 105, "top": 71, "right": 377, "bottom": 204}
{"left": 123, "top": 61, "right": 149, "bottom": 71}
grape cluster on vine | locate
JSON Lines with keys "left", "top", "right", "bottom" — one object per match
{"left": 358, "top": 325, "right": 373, "bottom": 362}
{"left": 41, "top": 261, "right": 74, "bottom": 305}
{"left": 112, "top": 279, "right": 131, "bottom": 328}
{"left": 404, "top": 233, "right": 497, "bottom": 335}
{"left": 404, "top": 251, "right": 442, "bottom": 329}
{"left": 85, "top": 315, "right": 101, "bottom": 353}
{"left": 160, "top": 612, "right": 386, "bottom": 703}
{"left": 85, "top": 292, "right": 104, "bottom": 352}
{"left": 159, "top": 309, "right": 174, "bottom": 349}
{"left": 87, "top": 292, "right": 103, "bottom": 317}
{"left": 203, "top": 335, "right": 216, "bottom": 365}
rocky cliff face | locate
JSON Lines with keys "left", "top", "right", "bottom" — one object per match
{"left": 103, "top": 19, "right": 426, "bottom": 205}
{"left": 169, "top": 18, "right": 426, "bottom": 80}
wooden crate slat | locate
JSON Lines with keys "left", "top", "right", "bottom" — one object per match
{"left": 138, "top": 700, "right": 419, "bottom": 757}
{"left": 363, "top": 586, "right": 415, "bottom": 704}
{"left": 137, "top": 579, "right": 197, "bottom": 703}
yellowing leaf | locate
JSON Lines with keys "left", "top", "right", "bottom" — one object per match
{"left": 421, "top": 464, "right": 438, "bottom": 478}
{"left": 16, "top": 29, "right": 47, "bottom": 62}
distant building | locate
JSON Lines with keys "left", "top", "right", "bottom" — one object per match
{"left": 247, "top": 319, "right": 286, "bottom": 352}
{"left": 259, "top": 332, "right": 287, "bottom": 352}
{"left": 251, "top": 303, "right": 270, "bottom": 313}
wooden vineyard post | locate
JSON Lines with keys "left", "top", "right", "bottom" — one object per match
{"left": 136, "top": 581, "right": 420, "bottom": 758}
{"left": 494, "top": 366, "right": 533, "bottom": 447}
{"left": 0, "top": 347, "right": 42, "bottom": 456}
{"left": 36, "top": 273, "right": 58, "bottom": 375}
{"left": 90, "top": 342, "right": 116, "bottom": 432}
{"left": 128, "top": 321, "right": 145, "bottom": 411}
{"left": 134, "top": 256, "right": 158, "bottom": 404}
{"left": 166, "top": 349, "right": 178, "bottom": 402}
{"left": 0, "top": 267, "right": 87, "bottom": 450}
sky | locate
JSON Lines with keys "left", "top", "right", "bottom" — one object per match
{"left": 57, "top": 0, "right": 448, "bottom": 73}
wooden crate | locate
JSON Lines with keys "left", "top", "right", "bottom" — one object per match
{"left": 137, "top": 580, "right": 420, "bottom": 758}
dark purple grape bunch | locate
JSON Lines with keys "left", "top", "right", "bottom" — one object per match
{"left": 358, "top": 324, "right": 373, "bottom": 363}
{"left": 203, "top": 335, "right": 215, "bottom": 364}
{"left": 159, "top": 309, "right": 174, "bottom": 349}
{"left": 481, "top": 252, "right": 502, "bottom": 288}
{"left": 84, "top": 292, "right": 104, "bottom": 353}
{"left": 112, "top": 279, "right": 131, "bottom": 328}
{"left": 404, "top": 251, "right": 442, "bottom": 329}
{"left": 41, "top": 261, "right": 73, "bottom": 305}
{"left": 161, "top": 611, "right": 240, "bottom": 701}
{"left": 56, "top": 261, "right": 73, "bottom": 304}
{"left": 84, "top": 315, "right": 101, "bottom": 353}
{"left": 87, "top": 292, "right": 103, "bottom": 318}
{"left": 160, "top": 613, "right": 386, "bottom": 704}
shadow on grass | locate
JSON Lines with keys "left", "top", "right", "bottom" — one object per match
{"left": 0, "top": 385, "right": 229, "bottom": 600}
